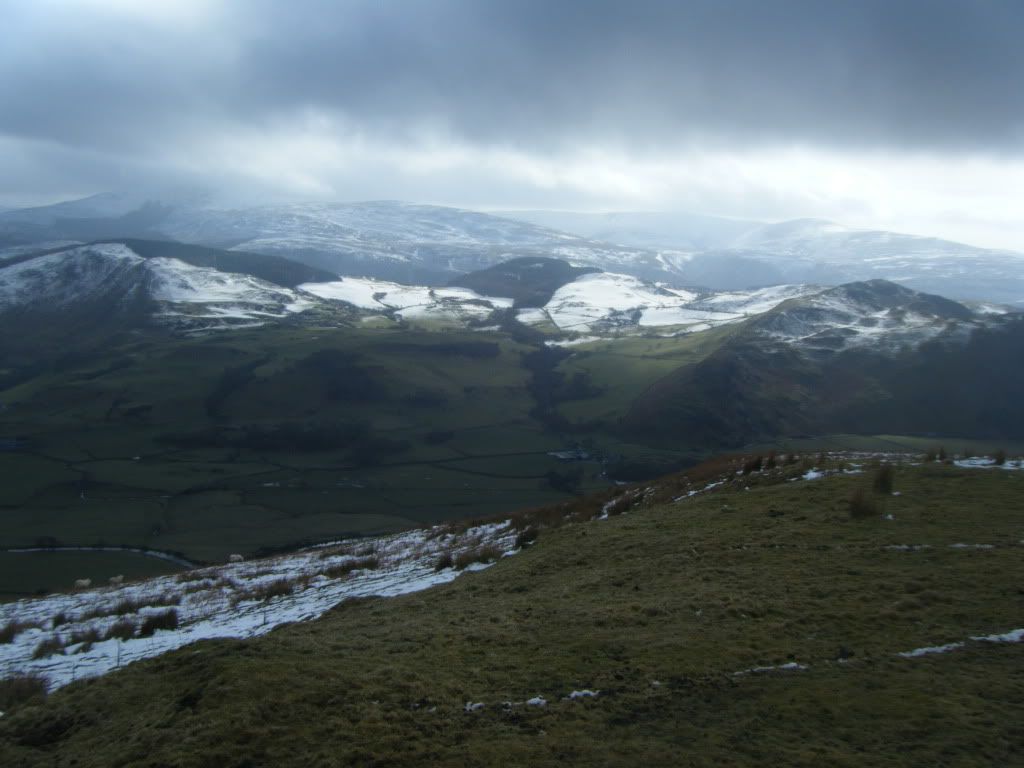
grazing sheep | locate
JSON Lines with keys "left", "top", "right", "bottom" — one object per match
{"left": 73, "top": 578, "right": 92, "bottom": 589}
{"left": 108, "top": 574, "right": 124, "bottom": 586}
{"left": 228, "top": 554, "right": 244, "bottom": 563}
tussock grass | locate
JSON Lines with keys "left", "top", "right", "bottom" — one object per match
{"left": 231, "top": 579, "right": 296, "bottom": 605}
{"left": 0, "top": 620, "right": 41, "bottom": 644}
{"left": 849, "top": 486, "right": 880, "bottom": 518}
{"left": 31, "top": 635, "right": 65, "bottom": 660}
{"left": 138, "top": 610, "right": 178, "bottom": 637}
{"left": 433, "top": 552, "right": 454, "bottom": 571}
{"left": 454, "top": 545, "right": 503, "bottom": 570}
{"left": 872, "top": 462, "right": 896, "bottom": 494}
{"left": 103, "top": 619, "right": 136, "bottom": 641}
{"left": 322, "top": 556, "right": 379, "bottom": 579}
{"left": 68, "top": 627, "right": 101, "bottom": 652}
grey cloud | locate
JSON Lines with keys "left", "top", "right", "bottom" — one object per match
{"left": 2, "top": 0, "right": 1023, "bottom": 157}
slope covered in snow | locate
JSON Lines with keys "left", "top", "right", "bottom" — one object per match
{"left": 523, "top": 272, "right": 819, "bottom": 334}
{"left": 0, "top": 522, "right": 519, "bottom": 691}
{"left": 750, "top": 279, "right": 995, "bottom": 353}
{"left": 300, "top": 277, "right": 512, "bottom": 321}
{"left": 0, "top": 243, "right": 316, "bottom": 331}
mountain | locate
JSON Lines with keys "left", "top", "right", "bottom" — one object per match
{"left": 713, "top": 218, "right": 1024, "bottom": 306}
{"left": 156, "top": 201, "right": 677, "bottom": 284}
{"left": 7, "top": 197, "right": 1024, "bottom": 307}
{"left": 504, "top": 209, "right": 761, "bottom": 250}
{"left": 624, "top": 280, "right": 1024, "bottom": 447}
{"left": 0, "top": 241, "right": 329, "bottom": 337}
{"left": 0, "top": 194, "right": 174, "bottom": 246}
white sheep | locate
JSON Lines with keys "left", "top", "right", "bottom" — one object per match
{"left": 73, "top": 578, "right": 92, "bottom": 589}
{"left": 108, "top": 574, "right": 124, "bottom": 586}
{"left": 228, "top": 554, "right": 244, "bottom": 563}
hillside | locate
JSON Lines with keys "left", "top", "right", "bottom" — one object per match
{"left": 1, "top": 458, "right": 1021, "bottom": 766}
{"left": 623, "top": 282, "right": 1024, "bottom": 447}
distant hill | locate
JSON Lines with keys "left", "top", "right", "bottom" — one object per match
{"left": 624, "top": 280, "right": 1024, "bottom": 446}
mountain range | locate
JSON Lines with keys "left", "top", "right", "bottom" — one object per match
{"left": 3, "top": 196, "right": 1024, "bottom": 305}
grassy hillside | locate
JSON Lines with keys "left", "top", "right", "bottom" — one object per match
{"left": 624, "top": 317, "right": 1024, "bottom": 448}
{"left": 2, "top": 460, "right": 1021, "bottom": 766}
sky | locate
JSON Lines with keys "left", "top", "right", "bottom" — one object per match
{"left": 2, "top": 0, "right": 1024, "bottom": 249}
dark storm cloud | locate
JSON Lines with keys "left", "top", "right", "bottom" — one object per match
{"left": 2, "top": 0, "right": 1023, "bottom": 157}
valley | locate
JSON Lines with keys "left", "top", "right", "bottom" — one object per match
{"left": 1, "top": 231, "right": 1022, "bottom": 599}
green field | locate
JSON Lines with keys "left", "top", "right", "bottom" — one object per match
{"left": 0, "top": 550, "right": 184, "bottom": 600}
{"left": 2, "top": 462, "right": 1021, "bottom": 765}
{"left": 0, "top": 322, "right": 680, "bottom": 572}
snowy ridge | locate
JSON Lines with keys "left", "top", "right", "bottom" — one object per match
{"left": 0, "top": 243, "right": 315, "bottom": 330}
{"left": 0, "top": 243, "right": 147, "bottom": 311}
{"left": 751, "top": 280, "right": 999, "bottom": 352}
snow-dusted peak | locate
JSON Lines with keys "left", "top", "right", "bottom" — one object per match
{"left": 0, "top": 243, "right": 147, "bottom": 312}
{"left": 0, "top": 243, "right": 315, "bottom": 330}
{"left": 753, "top": 280, "right": 991, "bottom": 352}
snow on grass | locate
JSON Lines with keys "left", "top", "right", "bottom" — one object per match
{"left": 954, "top": 457, "right": 1024, "bottom": 470}
{"left": 541, "top": 272, "right": 745, "bottom": 333}
{"left": 897, "top": 627, "right": 1023, "bottom": 659}
{"left": 300, "top": 277, "right": 512, "bottom": 320}
{"left": 733, "top": 661, "right": 808, "bottom": 675}
{"left": 973, "top": 628, "right": 1024, "bottom": 644}
{"left": 897, "top": 642, "right": 965, "bottom": 658}
{"left": 0, "top": 521, "right": 518, "bottom": 691}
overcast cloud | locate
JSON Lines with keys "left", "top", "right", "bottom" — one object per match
{"left": 2, "top": 0, "right": 1024, "bottom": 247}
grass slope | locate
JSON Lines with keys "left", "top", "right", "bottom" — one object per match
{"left": 2, "top": 461, "right": 1021, "bottom": 766}
{"left": 624, "top": 317, "right": 1024, "bottom": 448}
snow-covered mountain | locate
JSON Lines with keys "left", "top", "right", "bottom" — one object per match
{"left": 6, "top": 240, "right": 1008, "bottom": 348}
{"left": 710, "top": 219, "right": 1024, "bottom": 306}
{"left": 157, "top": 201, "right": 670, "bottom": 284}
{"left": 505, "top": 209, "right": 761, "bottom": 250}
{"left": 749, "top": 279, "right": 998, "bottom": 354}
{"left": 6, "top": 196, "right": 1024, "bottom": 306}
{"left": 0, "top": 243, "right": 315, "bottom": 331}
